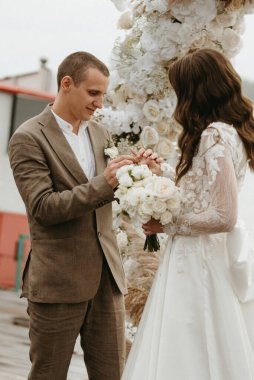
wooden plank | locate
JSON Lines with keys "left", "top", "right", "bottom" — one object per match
{"left": 0, "top": 290, "right": 88, "bottom": 379}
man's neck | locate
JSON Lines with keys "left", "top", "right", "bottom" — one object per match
{"left": 52, "top": 104, "right": 80, "bottom": 135}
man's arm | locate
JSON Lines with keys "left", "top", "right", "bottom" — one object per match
{"left": 9, "top": 131, "right": 131, "bottom": 226}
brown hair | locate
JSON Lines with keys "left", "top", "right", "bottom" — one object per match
{"left": 57, "top": 51, "right": 109, "bottom": 91}
{"left": 168, "top": 48, "right": 254, "bottom": 183}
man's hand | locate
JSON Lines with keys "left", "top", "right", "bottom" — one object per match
{"left": 131, "top": 148, "right": 163, "bottom": 176}
{"left": 104, "top": 155, "right": 134, "bottom": 188}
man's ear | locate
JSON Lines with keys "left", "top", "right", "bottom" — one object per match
{"left": 61, "top": 76, "right": 73, "bottom": 92}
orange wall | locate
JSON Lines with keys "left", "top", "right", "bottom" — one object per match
{"left": 0, "top": 212, "right": 30, "bottom": 289}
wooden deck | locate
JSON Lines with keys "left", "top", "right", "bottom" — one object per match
{"left": 0, "top": 290, "right": 88, "bottom": 380}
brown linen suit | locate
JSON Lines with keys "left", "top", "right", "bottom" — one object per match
{"left": 8, "top": 104, "right": 127, "bottom": 379}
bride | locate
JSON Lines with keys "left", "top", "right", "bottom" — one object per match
{"left": 122, "top": 48, "right": 254, "bottom": 380}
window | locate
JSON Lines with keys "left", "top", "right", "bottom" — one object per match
{"left": 9, "top": 94, "right": 50, "bottom": 137}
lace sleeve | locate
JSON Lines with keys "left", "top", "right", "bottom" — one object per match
{"left": 160, "top": 162, "right": 176, "bottom": 181}
{"left": 166, "top": 128, "right": 238, "bottom": 236}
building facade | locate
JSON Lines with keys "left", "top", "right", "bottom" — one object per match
{"left": 0, "top": 82, "right": 54, "bottom": 288}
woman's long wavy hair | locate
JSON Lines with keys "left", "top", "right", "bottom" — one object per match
{"left": 168, "top": 48, "right": 254, "bottom": 183}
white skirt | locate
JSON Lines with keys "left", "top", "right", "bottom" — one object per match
{"left": 121, "top": 231, "right": 254, "bottom": 380}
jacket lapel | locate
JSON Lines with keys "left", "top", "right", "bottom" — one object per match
{"left": 87, "top": 120, "right": 107, "bottom": 175}
{"left": 39, "top": 105, "right": 88, "bottom": 184}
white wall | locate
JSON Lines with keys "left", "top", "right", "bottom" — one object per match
{"left": 1, "top": 69, "right": 56, "bottom": 94}
{"left": 0, "top": 92, "right": 26, "bottom": 214}
{"left": 0, "top": 57, "right": 56, "bottom": 94}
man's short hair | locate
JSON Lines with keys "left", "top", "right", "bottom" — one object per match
{"left": 57, "top": 51, "right": 110, "bottom": 90}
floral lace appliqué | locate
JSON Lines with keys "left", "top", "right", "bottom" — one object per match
{"left": 166, "top": 123, "right": 248, "bottom": 236}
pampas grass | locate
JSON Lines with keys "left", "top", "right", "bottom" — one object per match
{"left": 125, "top": 287, "right": 149, "bottom": 326}
{"left": 121, "top": 222, "right": 161, "bottom": 326}
{"left": 224, "top": 0, "right": 254, "bottom": 9}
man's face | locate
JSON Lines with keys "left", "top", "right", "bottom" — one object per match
{"left": 66, "top": 67, "right": 109, "bottom": 122}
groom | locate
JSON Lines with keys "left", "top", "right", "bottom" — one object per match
{"left": 8, "top": 51, "right": 136, "bottom": 380}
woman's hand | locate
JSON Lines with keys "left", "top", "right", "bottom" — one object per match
{"left": 142, "top": 219, "right": 164, "bottom": 235}
{"left": 131, "top": 148, "right": 163, "bottom": 176}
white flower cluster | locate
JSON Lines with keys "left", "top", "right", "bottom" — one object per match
{"left": 98, "top": 0, "right": 254, "bottom": 163}
{"left": 104, "top": 145, "right": 119, "bottom": 159}
{"left": 116, "top": 228, "right": 129, "bottom": 253}
{"left": 115, "top": 164, "right": 182, "bottom": 226}
{"left": 125, "top": 320, "right": 137, "bottom": 342}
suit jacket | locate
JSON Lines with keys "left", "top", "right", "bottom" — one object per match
{"left": 8, "top": 104, "right": 127, "bottom": 303}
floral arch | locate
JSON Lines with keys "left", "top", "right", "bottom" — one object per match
{"left": 96, "top": 0, "right": 254, "bottom": 342}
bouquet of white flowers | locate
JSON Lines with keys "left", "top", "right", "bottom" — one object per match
{"left": 115, "top": 164, "right": 182, "bottom": 251}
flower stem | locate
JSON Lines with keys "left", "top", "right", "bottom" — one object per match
{"left": 144, "top": 234, "right": 160, "bottom": 252}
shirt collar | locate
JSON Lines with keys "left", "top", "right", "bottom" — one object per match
{"left": 51, "top": 110, "right": 88, "bottom": 134}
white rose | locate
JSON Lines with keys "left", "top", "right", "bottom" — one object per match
{"left": 112, "top": 200, "right": 123, "bottom": 215}
{"left": 171, "top": 0, "right": 216, "bottom": 25}
{"left": 160, "top": 211, "right": 173, "bottom": 225}
{"left": 115, "top": 184, "right": 128, "bottom": 196}
{"left": 125, "top": 188, "right": 141, "bottom": 207}
{"left": 143, "top": 100, "right": 163, "bottom": 123}
{"left": 117, "top": 164, "right": 134, "bottom": 179}
{"left": 160, "top": 44, "right": 178, "bottom": 61}
{"left": 117, "top": 11, "right": 134, "bottom": 29}
{"left": 221, "top": 28, "right": 242, "bottom": 57}
{"left": 156, "top": 119, "right": 171, "bottom": 136}
{"left": 134, "top": 186, "right": 151, "bottom": 203}
{"left": 206, "top": 20, "right": 224, "bottom": 41}
{"left": 125, "top": 102, "right": 144, "bottom": 123}
{"left": 177, "top": 23, "right": 194, "bottom": 43}
{"left": 144, "top": 176, "right": 176, "bottom": 201}
{"left": 118, "top": 173, "right": 133, "bottom": 187}
{"left": 152, "top": 199, "right": 167, "bottom": 214}
{"left": 131, "top": 164, "right": 152, "bottom": 180}
{"left": 114, "top": 188, "right": 128, "bottom": 206}
{"left": 166, "top": 196, "right": 181, "bottom": 214}
{"left": 191, "top": 33, "right": 209, "bottom": 49}
{"left": 145, "top": 80, "right": 160, "bottom": 95}
{"left": 120, "top": 195, "right": 131, "bottom": 210}
{"left": 167, "top": 120, "right": 182, "bottom": 141}
{"left": 140, "top": 28, "right": 157, "bottom": 52}
{"left": 155, "top": 138, "right": 178, "bottom": 160}
{"left": 159, "top": 97, "right": 176, "bottom": 117}
{"left": 152, "top": 212, "right": 161, "bottom": 220}
{"left": 140, "top": 126, "right": 160, "bottom": 148}
{"left": 216, "top": 12, "right": 237, "bottom": 27}
{"left": 110, "top": 91, "right": 126, "bottom": 107}
{"left": 138, "top": 201, "right": 153, "bottom": 216}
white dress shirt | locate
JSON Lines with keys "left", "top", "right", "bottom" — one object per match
{"left": 52, "top": 111, "right": 96, "bottom": 180}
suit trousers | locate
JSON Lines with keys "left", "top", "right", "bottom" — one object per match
{"left": 27, "top": 260, "right": 126, "bottom": 380}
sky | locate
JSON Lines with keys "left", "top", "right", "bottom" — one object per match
{"left": 0, "top": 0, "right": 254, "bottom": 83}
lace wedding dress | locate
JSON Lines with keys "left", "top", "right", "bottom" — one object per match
{"left": 121, "top": 122, "right": 254, "bottom": 380}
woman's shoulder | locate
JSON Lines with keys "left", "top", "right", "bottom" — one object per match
{"left": 202, "top": 121, "right": 238, "bottom": 142}
{"left": 199, "top": 122, "right": 239, "bottom": 154}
